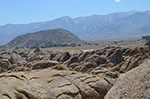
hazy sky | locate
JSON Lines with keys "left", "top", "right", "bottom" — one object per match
{"left": 0, "top": 0, "right": 149, "bottom": 25}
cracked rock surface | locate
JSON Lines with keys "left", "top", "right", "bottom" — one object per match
{"left": 0, "top": 68, "right": 112, "bottom": 99}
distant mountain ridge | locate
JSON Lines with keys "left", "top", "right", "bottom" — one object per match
{"left": 0, "top": 10, "right": 150, "bottom": 45}
{"left": 3, "top": 29, "right": 82, "bottom": 48}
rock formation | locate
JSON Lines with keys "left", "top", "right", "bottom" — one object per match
{"left": 0, "top": 46, "right": 149, "bottom": 99}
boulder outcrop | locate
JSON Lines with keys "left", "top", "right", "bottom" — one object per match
{"left": 0, "top": 46, "right": 149, "bottom": 98}
{"left": 105, "top": 59, "right": 150, "bottom": 99}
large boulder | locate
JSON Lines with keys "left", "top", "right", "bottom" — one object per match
{"left": 79, "top": 51, "right": 90, "bottom": 61}
{"left": 108, "top": 49, "right": 124, "bottom": 65}
{"left": 105, "top": 59, "right": 150, "bottom": 99}
{"left": 0, "top": 59, "right": 11, "bottom": 69}
{"left": 64, "top": 56, "right": 79, "bottom": 66}
{"left": 60, "top": 52, "right": 71, "bottom": 62}
{"left": 8, "top": 53, "right": 26, "bottom": 65}
{"left": 0, "top": 68, "right": 112, "bottom": 99}
{"left": 31, "top": 60, "right": 59, "bottom": 70}
{"left": 79, "top": 62, "right": 97, "bottom": 72}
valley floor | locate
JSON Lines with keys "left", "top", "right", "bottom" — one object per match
{"left": 44, "top": 38, "right": 145, "bottom": 53}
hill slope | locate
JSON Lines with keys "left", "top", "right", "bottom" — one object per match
{"left": 3, "top": 29, "right": 82, "bottom": 48}
{"left": 0, "top": 10, "right": 150, "bottom": 44}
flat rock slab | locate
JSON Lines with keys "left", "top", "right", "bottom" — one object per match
{"left": 0, "top": 68, "right": 111, "bottom": 99}
{"left": 105, "top": 59, "right": 150, "bottom": 99}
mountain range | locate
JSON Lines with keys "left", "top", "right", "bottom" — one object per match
{"left": 0, "top": 10, "right": 150, "bottom": 45}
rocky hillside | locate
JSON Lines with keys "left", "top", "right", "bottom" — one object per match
{"left": 3, "top": 29, "right": 82, "bottom": 48}
{"left": 0, "top": 10, "right": 150, "bottom": 44}
{"left": 0, "top": 45, "right": 150, "bottom": 98}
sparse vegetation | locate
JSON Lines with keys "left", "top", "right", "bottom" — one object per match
{"left": 14, "top": 43, "right": 84, "bottom": 49}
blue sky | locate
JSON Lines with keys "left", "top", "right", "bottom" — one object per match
{"left": 0, "top": 0, "right": 149, "bottom": 25}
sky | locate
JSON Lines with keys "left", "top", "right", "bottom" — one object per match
{"left": 0, "top": 0, "right": 149, "bottom": 25}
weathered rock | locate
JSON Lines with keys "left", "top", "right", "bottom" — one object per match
{"left": 49, "top": 52, "right": 57, "bottom": 60}
{"left": 123, "top": 48, "right": 141, "bottom": 56}
{"left": 106, "top": 49, "right": 115, "bottom": 58}
{"left": 52, "top": 53, "right": 64, "bottom": 61}
{"left": 83, "top": 54, "right": 106, "bottom": 68}
{"left": 0, "top": 46, "right": 149, "bottom": 98}
{"left": 119, "top": 58, "right": 131, "bottom": 72}
{"left": 91, "top": 67, "right": 108, "bottom": 75}
{"left": 105, "top": 71, "right": 119, "bottom": 78}
{"left": 95, "top": 50, "right": 105, "bottom": 56}
{"left": 8, "top": 53, "right": 26, "bottom": 65}
{"left": 88, "top": 78, "right": 112, "bottom": 98}
{"left": 105, "top": 59, "right": 150, "bottom": 99}
{"left": 64, "top": 56, "right": 79, "bottom": 66}
{"left": 52, "top": 64, "right": 69, "bottom": 71}
{"left": 80, "top": 62, "right": 97, "bottom": 72}
{"left": 69, "top": 63, "right": 81, "bottom": 70}
{"left": 60, "top": 52, "right": 71, "bottom": 62}
{"left": 97, "top": 56, "right": 107, "bottom": 65}
{"left": 13, "top": 66, "right": 30, "bottom": 72}
{"left": 33, "top": 48, "right": 41, "bottom": 53}
{"left": 26, "top": 52, "right": 43, "bottom": 62}
{"left": 0, "top": 67, "right": 5, "bottom": 73}
{"left": 0, "top": 51, "right": 11, "bottom": 59}
{"left": 0, "top": 68, "right": 112, "bottom": 99}
{"left": 125, "top": 56, "right": 141, "bottom": 71}
{"left": 8, "top": 64, "right": 19, "bottom": 70}
{"left": 0, "top": 46, "right": 148, "bottom": 78}
{"left": 31, "top": 60, "right": 59, "bottom": 70}
{"left": 0, "top": 59, "right": 11, "bottom": 69}
{"left": 109, "top": 49, "right": 124, "bottom": 65}
{"left": 79, "top": 51, "right": 90, "bottom": 61}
